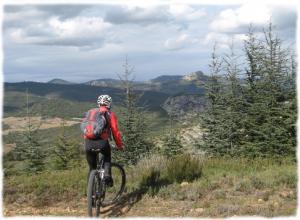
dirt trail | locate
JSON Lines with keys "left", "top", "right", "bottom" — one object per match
{"left": 3, "top": 189, "right": 297, "bottom": 217}
{"left": 3, "top": 198, "right": 201, "bottom": 217}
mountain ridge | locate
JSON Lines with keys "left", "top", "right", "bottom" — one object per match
{"left": 23, "top": 70, "right": 207, "bottom": 85}
{"left": 47, "top": 78, "right": 74, "bottom": 85}
{"left": 4, "top": 70, "right": 209, "bottom": 118}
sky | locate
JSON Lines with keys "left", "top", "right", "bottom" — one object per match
{"left": 2, "top": 2, "right": 297, "bottom": 82}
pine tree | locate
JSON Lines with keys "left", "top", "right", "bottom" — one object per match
{"left": 242, "top": 26, "right": 267, "bottom": 157}
{"left": 222, "top": 42, "right": 246, "bottom": 155}
{"left": 116, "top": 56, "right": 152, "bottom": 165}
{"left": 22, "top": 89, "right": 45, "bottom": 173}
{"left": 51, "top": 119, "right": 81, "bottom": 170}
{"left": 201, "top": 23, "right": 296, "bottom": 158}
{"left": 162, "top": 117, "right": 183, "bottom": 158}
{"left": 200, "top": 44, "right": 228, "bottom": 155}
{"left": 242, "top": 23, "right": 296, "bottom": 157}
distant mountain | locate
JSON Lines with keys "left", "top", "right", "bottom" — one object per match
{"left": 78, "top": 70, "right": 209, "bottom": 95}
{"left": 144, "top": 71, "right": 208, "bottom": 95}
{"left": 150, "top": 71, "right": 207, "bottom": 84}
{"left": 48, "top": 79, "right": 74, "bottom": 85}
{"left": 4, "top": 70, "right": 210, "bottom": 118}
{"left": 4, "top": 81, "right": 169, "bottom": 115}
{"left": 84, "top": 78, "right": 122, "bottom": 87}
{"left": 150, "top": 75, "right": 183, "bottom": 83}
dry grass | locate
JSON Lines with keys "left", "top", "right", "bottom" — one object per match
{"left": 2, "top": 116, "right": 80, "bottom": 135}
{"left": 3, "top": 156, "right": 297, "bottom": 217}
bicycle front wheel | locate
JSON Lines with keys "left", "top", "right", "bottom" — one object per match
{"left": 87, "top": 170, "right": 102, "bottom": 217}
{"left": 101, "top": 162, "right": 126, "bottom": 206}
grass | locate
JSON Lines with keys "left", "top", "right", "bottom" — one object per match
{"left": 4, "top": 166, "right": 87, "bottom": 206}
{"left": 3, "top": 155, "right": 297, "bottom": 217}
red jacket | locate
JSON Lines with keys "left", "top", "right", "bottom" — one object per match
{"left": 84, "top": 106, "right": 124, "bottom": 150}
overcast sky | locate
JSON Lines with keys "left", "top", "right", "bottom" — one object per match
{"left": 3, "top": 3, "right": 297, "bottom": 82}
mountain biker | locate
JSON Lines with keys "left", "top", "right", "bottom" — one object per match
{"left": 83, "top": 94, "right": 124, "bottom": 186}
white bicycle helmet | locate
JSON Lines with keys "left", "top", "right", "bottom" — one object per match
{"left": 97, "top": 94, "right": 112, "bottom": 108}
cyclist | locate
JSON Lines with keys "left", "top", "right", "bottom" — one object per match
{"left": 83, "top": 94, "right": 124, "bottom": 186}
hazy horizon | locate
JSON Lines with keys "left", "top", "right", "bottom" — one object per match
{"left": 4, "top": 69, "right": 205, "bottom": 83}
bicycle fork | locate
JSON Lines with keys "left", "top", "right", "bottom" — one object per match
{"left": 96, "top": 169, "right": 106, "bottom": 199}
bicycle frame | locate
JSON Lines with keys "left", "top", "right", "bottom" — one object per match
{"left": 87, "top": 147, "right": 125, "bottom": 216}
{"left": 96, "top": 153, "right": 106, "bottom": 201}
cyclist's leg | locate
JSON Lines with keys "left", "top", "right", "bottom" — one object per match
{"left": 100, "top": 141, "right": 112, "bottom": 184}
{"left": 85, "top": 139, "right": 98, "bottom": 184}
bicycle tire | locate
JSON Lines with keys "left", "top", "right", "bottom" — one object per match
{"left": 87, "top": 170, "right": 101, "bottom": 217}
{"left": 101, "top": 162, "right": 126, "bottom": 206}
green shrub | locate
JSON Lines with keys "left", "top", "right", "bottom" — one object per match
{"left": 126, "top": 154, "right": 168, "bottom": 192}
{"left": 164, "top": 154, "right": 203, "bottom": 183}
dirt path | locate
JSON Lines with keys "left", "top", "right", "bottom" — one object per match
{"left": 3, "top": 198, "right": 205, "bottom": 217}
{"left": 3, "top": 189, "right": 297, "bottom": 217}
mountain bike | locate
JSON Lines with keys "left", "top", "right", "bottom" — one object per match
{"left": 87, "top": 145, "right": 126, "bottom": 217}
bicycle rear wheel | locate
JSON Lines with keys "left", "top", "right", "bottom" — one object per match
{"left": 101, "top": 162, "right": 126, "bottom": 206}
{"left": 87, "top": 170, "right": 102, "bottom": 217}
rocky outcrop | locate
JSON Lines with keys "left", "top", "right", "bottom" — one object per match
{"left": 182, "top": 71, "right": 206, "bottom": 82}
{"left": 162, "top": 94, "right": 206, "bottom": 116}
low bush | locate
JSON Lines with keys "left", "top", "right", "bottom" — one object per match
{"left": 164, "top": 154, "right": 203, "bottom": 183}
{"left": 126, "top": 154, "right": 168, "bottom": 192}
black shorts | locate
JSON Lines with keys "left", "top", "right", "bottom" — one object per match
{"left": 84, "top": 139, "right": 109, "bottom": 152}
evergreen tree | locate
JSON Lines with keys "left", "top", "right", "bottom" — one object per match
{"left": 22, "top": 89, "right": 45, "bottom": 173}
{"left": 242, "top": 23, "right": 296, "bottom": 157}
{"left": 51, "top": 119, "right": 81, "bottom": 170}
{"left": 201, "top": 23, "right": 296, "bottom": 158}
{"left": 241, "top": 26, "right": 268, "bottom": 157}
{"left": 222, "top": 42, "right": 246, "bottom": 155}
{"left": 200, "top": 44, "right": 228, "bottom": 155}
{"left": 116, "top": 56, "right": 152, "bottom": 165}
{"left": 162, "top": 117, "right": 183, "bottom": 158}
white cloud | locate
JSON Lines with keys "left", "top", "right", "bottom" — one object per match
{"left": 210, "top": 3, "right": 297, "bottom": 34}
{"left": 3, "top": 4, "right": 296, "bottom": 82}
{"left": 204, "top": 32, "right": 248, "bottom": 49}
{"left": 4, "top": 6, "right": 45, "bottom": 22}
{"left": 207, "top": 3, "right": 296, "bottom": 51}
{"left": 48, "top": 16, "right": 111, "bottom": 39}
{"left": 168, "top": 4, "right": 206, "bottom": 21}
{"left": 210, "top": 3, "right": 271, "bottom": 32}
{"left": 164, "top": 34, "right": 198, "bottom": 50}
{"left": 7, "top": 15, "right": 113, "bottom": 49}
{"left": 104, "top": 5, "right": 172, "bottom": 25}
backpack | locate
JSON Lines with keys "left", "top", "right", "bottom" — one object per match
{"left": 81, "top": 108, "right": 109, "bottom": 139}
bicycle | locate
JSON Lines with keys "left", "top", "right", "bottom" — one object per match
{"left": 87, "top": 145, "right": 126, "bottom": 217}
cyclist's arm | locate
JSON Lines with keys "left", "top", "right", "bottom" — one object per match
{"left": 110, "top": 112, "right": 124, "bottom": 150}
